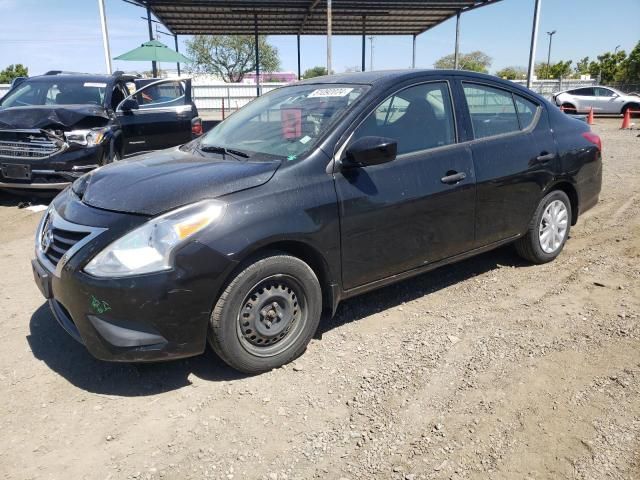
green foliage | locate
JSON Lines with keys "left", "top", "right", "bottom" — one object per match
{"left": 618, "top": 41, "right": 640, "bottom": 83}
{"left": 535, "top": 60, "right": 573, "bottom": 79}
{"left": 495, "top": 66, "right": 527, "bottom": 80}
{"left": 302, "top": 66, "right": 329, "bottom": 79}
{"left": 434, "top": 51, "right": 492, "bottom": 73}
{"left": 0, "top": 64, "right": 28, "bottom": 83}
{"left": 185, "top": 35, "right": 280, "bottom": 83}
{"left": 575, "top": 57, "right": 590, "bottom": 76}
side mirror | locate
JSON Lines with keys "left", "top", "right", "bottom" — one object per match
{"left": 119, "top": 98, "right": 139, "bottom": 111}
{"left": 343, "top": 136, "right": 397, "bottom": 168}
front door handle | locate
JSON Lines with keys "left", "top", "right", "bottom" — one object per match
{"left": 441, "top": 171, "right": 467, "bottom": 184}
{"left": 535, "top": 152, "right": 555, "bottom": 163}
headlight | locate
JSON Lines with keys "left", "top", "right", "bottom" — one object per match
{"left": 64, "top": 127, "right": 109, "bottom": 147}
{"left": 84, "top": 200, "right": 225, "bottom": 277}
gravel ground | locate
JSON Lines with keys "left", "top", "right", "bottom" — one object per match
{"left": 0, "top": 118, "right": 638, "bottom": 480}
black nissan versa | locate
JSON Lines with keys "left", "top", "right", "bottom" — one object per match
{"left": 31, "top": 70, "right": 602, "bottom": 373}
{"left": 0, "top": 71, "right": 201, "bottom": 191}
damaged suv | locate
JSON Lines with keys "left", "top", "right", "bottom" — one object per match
{"left": 0, "top": 71, "right": 201, "bottom": 191}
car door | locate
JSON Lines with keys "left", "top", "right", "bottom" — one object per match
{"left": 333, "top": 80, "right": 476, "bottom": 290}
{"left": 571, "top": 87, "right": 595, "bottom": 113}
{"left": 591, "top": 87, "right": 624, "bottom": 114}
{"left": 457, "top": 80, "right": 557, "bottom": 247}
{"left": 116, "top": 79, "right": 193, "bottom": 155}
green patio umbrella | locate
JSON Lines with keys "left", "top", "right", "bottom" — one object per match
{"left": 114, "top": 40, "right": 192, "bottom": 64}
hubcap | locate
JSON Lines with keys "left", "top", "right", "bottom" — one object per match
{"left": 237, "top": 275, "right": 306, "bottom": 357}
{"left": 539, "top": 199, "right": 568, "bottom": 253}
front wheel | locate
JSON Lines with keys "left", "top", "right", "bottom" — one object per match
{"left": 208, "top": 254, "right": 322, "bottom": 373}
{"left": 515, "top": 190, "right": 571, "bottom": 264}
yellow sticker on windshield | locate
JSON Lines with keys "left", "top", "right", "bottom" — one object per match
{"left": 308, "top": 88, "right": 354, "bottom": 98}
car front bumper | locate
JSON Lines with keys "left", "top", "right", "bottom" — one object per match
{"left": 0, "top": 144, "right": 105, "bottom": 190}
{"left": 31, "top": 191, "right": 236, "bottom": 362}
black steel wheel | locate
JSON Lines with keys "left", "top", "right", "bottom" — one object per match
{"left": 237, "top": 274, "right": 307, "bottom": 357}
{"left": 208, "top": 253, "right": 322, "bottom": 373}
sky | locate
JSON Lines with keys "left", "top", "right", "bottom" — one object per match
{"left": 0, "top": 0, "right": 638, "bottom": 77}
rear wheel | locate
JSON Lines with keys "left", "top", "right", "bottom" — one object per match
{"left": 622, "top": 103, "right": 640, "bottom": 118}
{"left": 515, "top": 190, "right": 571, "bottom": 264}
{"left": 208, "top": 254, "right": 322, "bottom": 373}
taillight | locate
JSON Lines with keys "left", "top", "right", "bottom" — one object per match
{"left": 582, "top": 131, "right": 601, "bottom": 152}
{"left": 191, "top": 118, "right": 203, "bottom": 136}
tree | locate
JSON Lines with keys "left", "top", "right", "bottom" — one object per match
{"left": 185, "top": 35, "right": 279, "bottom": 83}
{"left": 535, "top": 60, "right": 572, "bottom": 79}
{"left": 302, "top": 66, "right": 329, "bottom": 79}
{"left": 0, "top": 64, "right": 28, "bottom": 83}
{"left": 434, "top": 51, "right": 492, "bottom": 73}
{"left": 588, "top": 50, "right": 626, "bottom": 83}
{"left": 619, "top": 41, "right": 640, "bottom": 83}
{"left": 495, "top": 66, "right": 527, "bottom": 80}
{"left": 575, "top": 56, "right": 590, "bottom": 76}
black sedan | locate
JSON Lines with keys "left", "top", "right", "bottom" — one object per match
{"left": 32, "top": 70, "right": 602, "bottom": 373}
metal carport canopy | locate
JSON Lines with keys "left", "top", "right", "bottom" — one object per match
{"left": 139, "top": 0, "right": 500, "bottom": 36}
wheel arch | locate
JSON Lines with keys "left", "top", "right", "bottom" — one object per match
{"left": 621, "top": 101, "right": 640, "bottom": 114}
{"left": 225, "top": 239, "right": 339, "bottom": 318}
{"left": 546, "top": 180, "right": 579, "bottom": 225}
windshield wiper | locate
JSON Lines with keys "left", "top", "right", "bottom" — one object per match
{"left": 199, "top": 144, "right": 250, "bottom": 160}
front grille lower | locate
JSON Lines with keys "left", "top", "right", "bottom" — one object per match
{"left": 44, "top": 227, "right": 90, "bottom": 267}
{"left": 0, "top": 138, "right": 62, "bottom": 160}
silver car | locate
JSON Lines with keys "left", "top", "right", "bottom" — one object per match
{"left": 553, "top": 86, "right": 640, "bottom": 115}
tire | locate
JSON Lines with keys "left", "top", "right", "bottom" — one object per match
{"left": 622, "top": 103, "right": 640, "bottom": 119}
{"left": 561, "top": 103, "right": 577, "bottom": 114}
{"left": 515, "top": 190, "right": 572, "bottom": 264}
{"left": 208, "top": 253, "right": 322, "bottom": 374}
{"left": 102, "top": 141, "right": 121, "bottom": 165}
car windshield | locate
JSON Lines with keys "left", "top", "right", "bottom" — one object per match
{"left": 199, "top": 83, "right": 368, "bottom": 160}
{"left": 0, "top": 79, "right": 106, "bottom": 108}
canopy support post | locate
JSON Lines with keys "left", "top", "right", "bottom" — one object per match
{"left": 174, "top": 34, "right": 181, "bottom": 76}
{"left": 361, "top": 16, "right": 366, "bottom": 72}
{"left": 254, "top": 14, "right": 260, "bottom": 96}
{"left": 412, "top": 34, "right": 416, "bottom": 68}
{"left": 454, "top": 10, "right": 461, "bottom": 69}
{"left": 527, "top": 0, "right": 542, "bottom": 89}
{"left": 327, "top": 0, "right": 332, "bottom": 74}
{"left": 146, "top": 6, "right": 157, "bottom": 77}
{"left": 297, "top": 34, "right": 301, "bottom": 80}
{"left": 97, "top": 0, "right": 112, "bottom": 74}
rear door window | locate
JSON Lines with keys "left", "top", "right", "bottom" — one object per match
{"left": 462, "top": 83, "right": 519, "bottom": 139}
{"left": 514, "top": 95, "right": 539, "bottom": 130}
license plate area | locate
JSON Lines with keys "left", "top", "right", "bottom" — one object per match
{"left": 2, "top": 163, "right": 31, "bottom": 180}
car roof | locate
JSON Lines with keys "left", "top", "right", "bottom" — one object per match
{"left": 25, "top": 74, "right": 117, "bottom": 85}
{"left": 297, "top": 69, "right": 543, "bottom": 99}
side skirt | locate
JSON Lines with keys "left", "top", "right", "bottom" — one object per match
{"left": 338, "top": 234, "right": 520, "bottom": 303}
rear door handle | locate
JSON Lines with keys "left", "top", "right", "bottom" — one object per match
{"left": 441, "top": 171, "right": 467, "bottom": 184}
{"left": 535, "top": 152, "right": 555, "bottom": 163}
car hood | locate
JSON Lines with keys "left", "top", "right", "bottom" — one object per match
{"left": 76, "top": 147, "right": 281, "bottom": 216}
{"left": 0, "top": 105, "right": 110, "bottom": 130}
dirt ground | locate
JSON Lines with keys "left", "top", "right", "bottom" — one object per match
{"left": 0, "top": 118, "right": 638, "bottom": 480}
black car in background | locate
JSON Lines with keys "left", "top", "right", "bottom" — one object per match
{"left": 0, "top": 71, "right": 202, "bottom": 191}
{"left": 32, "top": 70, "right": 602, "bottom": 373}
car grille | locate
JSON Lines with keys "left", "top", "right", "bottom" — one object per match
{"left": 44, "top": 227, "right": 90, "bottom": 267}
{"left": 0, "top": 134, "right": 62, "bottom": 160}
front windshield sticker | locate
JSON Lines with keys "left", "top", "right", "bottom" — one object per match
{"left": 299, "top": 135, "right": 311, "bottom": 144}
{"left": 287, "top": 154, "right": 297, "bottom": 161}
{"left": 308, "top": 87, "right": 354, "bottom": 98}
{"left": 84, "top": 82, "right": 107, "bottom": 88}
